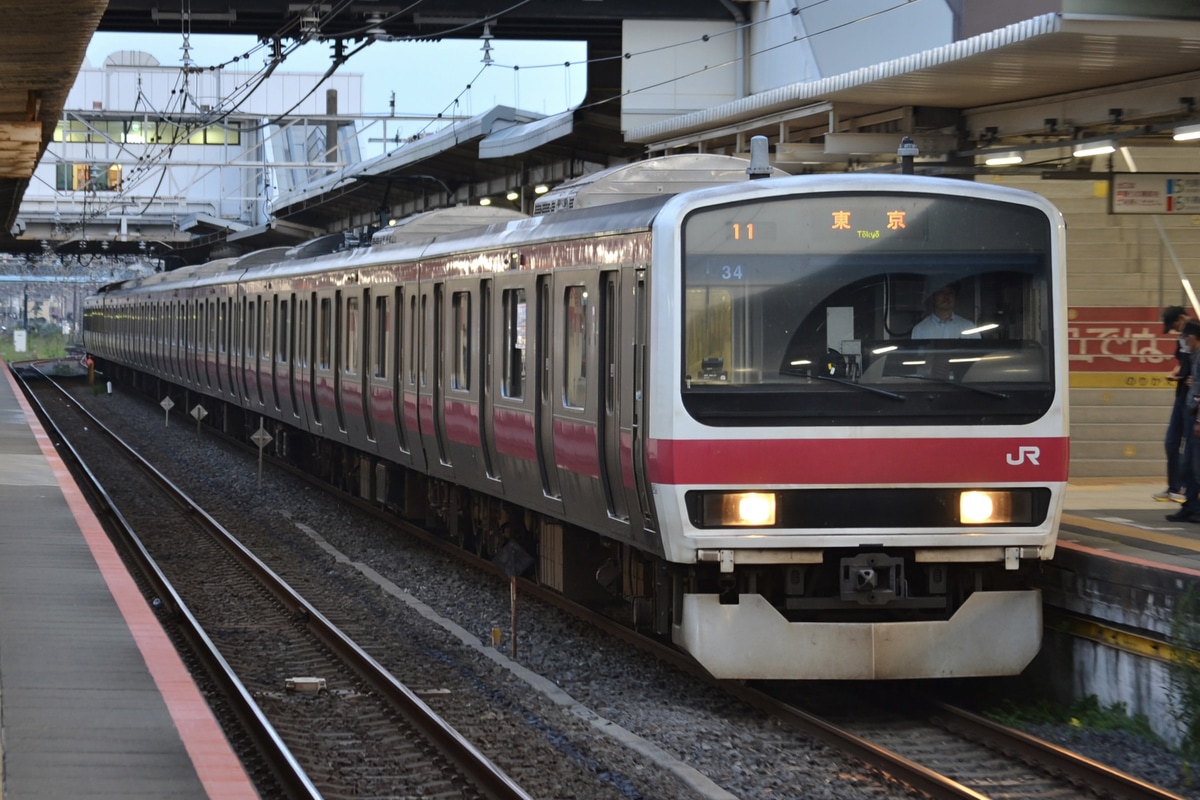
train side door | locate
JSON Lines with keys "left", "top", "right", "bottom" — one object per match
{"left": 535, "top": 275, "right": 561, "bottom": 499}
{"left": 216, "top": 298, "right": 226, "bottom": 395}
{"left": 393, "top": 286, "right": 410, "bottom": 456}
{"left": 333, "top": 290, "right": 347, "bottom": 432}
{"left": 479, "top": 278, "right": 498, "bottom": 479}
{"left": 283, "top": 294, "right": 299, "bottom": 419}
{"left": 232, "top": 296, "right": 245, "bottom": 401}
{"left": 359, "top": 288, "right": 375, "bottom": 442}
{"left": 630, "top": 269, "right": 655, "bottom": 533}
{"left": 310, "top": 293, "right": 324, "bottom": 429}
{"left": 432, "top": 282, "right": 450, "bottom": 465}
{"left": 599, "top": 271, "right": 628, "bottom": 522}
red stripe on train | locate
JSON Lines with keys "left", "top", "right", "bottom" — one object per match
{"left": 646, "top": 437, "right": 1069, "bottom": 486}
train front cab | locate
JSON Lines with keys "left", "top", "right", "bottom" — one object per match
{"left": 651, "top": 176, "right": 1068, "bottom": 680}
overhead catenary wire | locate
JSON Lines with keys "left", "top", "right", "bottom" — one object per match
{"left": 72, "top": 0, "right": 929, "bottom": 234}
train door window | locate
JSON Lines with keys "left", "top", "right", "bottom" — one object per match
{"left": 502, "top": 288, "right": 526, "bottom": 400}
{"left": 564, "top": 285, "right": 587, "bottom": 409}
{"left": 246, "top": 300, "right": 256, "bottom": 359}
{"left": 207, "top": 300, "right": 216, "bottom": 355}
{"left": 234, "top": 298, "right": 244, "bottom": 361}
{"left": 408, "top": 292, "right": 418, "bottom": 386}
{"left": 297, "top": 299, "right": 308, "bottom": 366}
{"left": 451, "top": 290, "right": 470, "bottom": 391}
{"left": 374, "top": 294, "right": 388, "bottom": 378}
{"left": 318, "top": 297, "right": 332, "bottom": 369}
{"left": 278, "top": 299, "right": 289, "bottom": 364}
{"left": 419, "top": 294, "right": 428, "bottom": 387}
{"left": 605, "top": 280, "right": 617, "bottom": 415}
{"left": 262, "top": 299, "right": 273, "bottom": 363}
{"left": 218, "top": 301, "right": 227, "bottom": 354}
{"left": 400, "top": 289, "right": 410, "bottom": 386}
{"left": 345, "top": 295, "right": 360, "bottom": 374}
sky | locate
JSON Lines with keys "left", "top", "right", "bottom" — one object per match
{"left": 85, "top": 32, "right": 590, "bottom": 119}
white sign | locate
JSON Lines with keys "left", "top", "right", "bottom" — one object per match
{"left": 1112, "top": 174, "right": 1200, "bottom": 214}
{"left": 12, "top": 330, "right": 25, "bottom": 352}
{"left": 251, "top": 427, "right": 273, "bottom": 449}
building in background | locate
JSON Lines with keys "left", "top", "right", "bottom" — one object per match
{"left": 18, "top": 49, "right": 365, "bottom": 267}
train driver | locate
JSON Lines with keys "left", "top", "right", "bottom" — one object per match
{"left": 911, "top": 282, "right": 981, "bottom": 339}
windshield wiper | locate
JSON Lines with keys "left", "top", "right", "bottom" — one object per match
{"left": 902, "top": 374, "right": 1009, "bottom": 399}
{"left": 815, "top": 374, "right": 905, "bottom": 400}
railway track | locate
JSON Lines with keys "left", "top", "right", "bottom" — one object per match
{"left": 17, "top": 366, "right": 532, "bottom": 800}
{"left": 19, "top": 363, "right": 1196, "bottom": 800}
{"left": 725, "top": 684, "right": 1190, "bottom": 800}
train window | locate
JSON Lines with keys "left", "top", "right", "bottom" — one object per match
{"left": 420, "top": 294, "right": 429, "bottom": 387}
{"left": 218, "top": 302, "right": 227, "bottom": 354}
{"left": 374, "top": 295, "right": 387, "bottom": 379}
{"left": 408, "top": 292, "right": 418, "bottom": 386}
{"left": 278, "top": 299, "right": 289, "bottom": 363}
{"left": 345, "top": 295, "right": 360, "bottom": 374}
{"left": 246, "top": 301, "right": 256, "bottom": 358}
{"left": 564, "top": 286, "right": 587, "bottom": 409}
{"left": 261, "top": 300, "right": 272, "bottom": 362}
{"left": 208, "top": 301, "right": 216, "bottom": 354}
{"left": 452, "top": 291, "right": 470, "bottom": 391}
{"left": 502, "top": 288, "right": 526, "bottom": 400}
{"left": 297, "top": 299, "right": 309, "bottom": 366}
{"left": 319, "top": 297, "right": 332, "bottom": 370}
{"left": 680, "top": 191, "right": 1055, "bottom": 426}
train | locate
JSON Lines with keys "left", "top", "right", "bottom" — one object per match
{"left": 83, "top": 154, "right": 1068, "bottom": 680}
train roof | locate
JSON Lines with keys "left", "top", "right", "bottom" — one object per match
{"left": 533, "top": 154, "right": 788, "bottom": 215}
{"left": 370, "top": 206, "right": 528, "bottom": 247}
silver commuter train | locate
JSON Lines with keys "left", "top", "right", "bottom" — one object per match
{"left": 84, "top": 156, "right": 1068, "bottom": 680}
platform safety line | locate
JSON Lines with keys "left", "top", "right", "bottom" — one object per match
{"left": 1, "top": 362, "right": 259, "bottom": 800}
{"left": 1060, "top": 513, "right": 1200, "bottom": 571}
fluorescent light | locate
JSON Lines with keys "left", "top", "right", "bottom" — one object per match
{"left": 479, "top": 197, "right": 492, "bottom": 206}
{"left": 506, "top": 190, "right": 520, "bottom": 201}
{"left": 1073, "top": 140, "right": 1116, "bottom": 158}
{"left": 872, "top": 345, "right": 898, "bottom": 354}
{"left": 1175, "top": 123, "right": 1200, "bottom": 141}
{"left": 534, "top": 184, "right": 549, "bottom": 194}
{"left": 984, "top": 152, "right": 1023, "bottom": 166}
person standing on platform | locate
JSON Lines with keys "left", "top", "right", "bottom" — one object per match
{"left": 1158, "top": 305, "right": 1191, "bottom": 503}
{"left": 1166, "top": 320, "right": 1200, "bottom": 522}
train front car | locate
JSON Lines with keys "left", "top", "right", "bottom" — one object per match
{"left": 649, "top": 175, "right": 1066, "bottom": 680}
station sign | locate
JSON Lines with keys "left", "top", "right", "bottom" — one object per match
{"left": 1111, "top": 174, "right": 1200, "bottom": 214}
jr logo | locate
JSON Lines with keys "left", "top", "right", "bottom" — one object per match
{"left": 1006, "top": 446, "right": 1041, "bottom": 466}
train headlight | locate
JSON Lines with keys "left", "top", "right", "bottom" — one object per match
{"left": 960, "top": 490, "right": 1018, "bottom": 524}
{"left": 702, "top": 492, "right": 776, "bottom": 527}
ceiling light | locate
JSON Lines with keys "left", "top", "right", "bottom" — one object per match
{"left": 984, "top": 152, "right": 1023, "bottom": 167}
{"left": 534, "top": 184, "right": 549, "bottom": 194}
{"left": 1073, "top": 140, "right": 1116, "bottom": 158}
{"left": 1175, "top": 123, "right": 1200, "bottom": 141}
{"left": 479, "top": 197, "right": 492, "bottom": 206}
{"left": 506, "top": 190, "right": 519, "bottom": 201}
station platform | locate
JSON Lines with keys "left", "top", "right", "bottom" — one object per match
{"left": 0, "top": 361, "right": 257, "bottom": 799}
{"left": 1060, "top": 477, "right": 1200, "bottom": 576}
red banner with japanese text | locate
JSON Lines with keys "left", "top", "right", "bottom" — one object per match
{"left": 1067, "top": 306, "right": 1178, "bottom": 388}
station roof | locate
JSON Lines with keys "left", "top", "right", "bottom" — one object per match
{"left": 96, "top": 0, "right": 741, "bottom": 42}
{"left": 629, "top": 12, "right": 1200, "bottom": 170}
{"left": 0, "top": 0, "right": 106, "bottom": 239}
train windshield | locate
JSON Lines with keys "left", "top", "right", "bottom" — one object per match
{"left": 680, "top": 190, "right": 1055, "bottom": 426}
